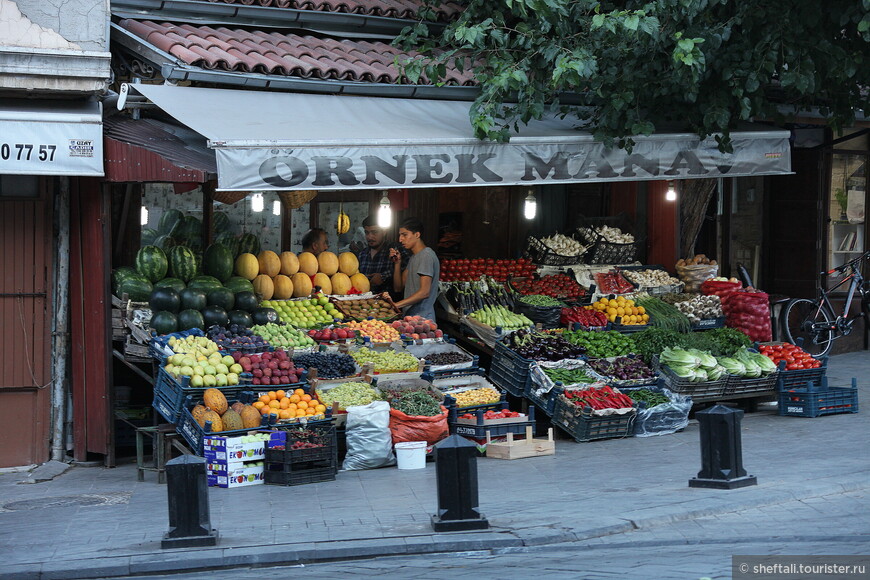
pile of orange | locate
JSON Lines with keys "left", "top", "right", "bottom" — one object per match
{"left": 252, "top": 388, "right": 327, "bottom": 421}
{"left": 587, "top": 296, "right": 649, "bottom": 325}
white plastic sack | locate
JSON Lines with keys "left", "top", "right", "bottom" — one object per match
{"left": 342, "top": 400, "right": 396, "bottom": 470}
{"left": 632, "top": 387, "right": 692, "bottom": 437}
{"left": 530, "top": 359, "right": 606, "bottom": 398}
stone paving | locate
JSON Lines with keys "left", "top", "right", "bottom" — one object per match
{"left": 0, "top": 351, "right": 867, "bottom": 579}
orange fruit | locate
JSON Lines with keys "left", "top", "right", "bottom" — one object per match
{"left": 295, "top": 409, "right": 306, "bottom": 417}
{"left": 279, "top": 410, "right": 292, "bottom": 420}
{"left": 258, "top": 395, "right": 270, "bottom": 404}
{"left": 306, "top": 408, "right": 316, "bottom": 415}
{"left": 279, "top": 398, "right": 290, "bottom": 409}
{"left": 297, "top": 400, "right": 308, "bottom": 410}
{"left": 261, "top": 406, "right": 272, "bottom": 416}
{"left": 301, "top": 394, "right": 312, "bottom": 402}
{"left": 253, "top": 401, "right": 266, "bottom": 410}
{"left": 315, "top": 404, "right": 326, "bottom": 413}
{"left": 268, "top": 391, "right": 278, "bottom": 401}
{"left": 268, "top": 400, "right": 281, "bottom": 409}
{"left": 276, "top": 390, "right": 286, "bottom": 399}
{"left": 289, "top": 394, "right": 301, "bottom": 404}
{"left": 287, "top": 403, "right": 297, "bottom": 412}
{"left": 294, "top": 388, "right": 305, "bottom": 396}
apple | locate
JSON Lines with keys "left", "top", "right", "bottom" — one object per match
{"left": 203, "top": 375, "right": 217, "bottom": 387}
{"left": 216, "top": 374, "right": 228, "bottom": 386}
{"left": 230, "top": 363, "right": 243, "bottom": 374}
{"left": 215, "top": 363, "right": 230, "bottom": 375}
{"left": 221, "top": 355, "right": 235, "bottom": 367}
{"left": 190, "top": 374, "right": 204, "bottom": 387}
{"left": 180, "top": 365, "right": 194, "bottom": 377}
{"left": 227, "top": 373, "right": 239, "bottom": 385}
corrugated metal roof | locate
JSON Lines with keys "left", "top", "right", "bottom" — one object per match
{"left": 103, "top": 115, "right": 217, "bottom": 182}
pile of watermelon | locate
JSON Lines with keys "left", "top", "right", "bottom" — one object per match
{"left": 113, "top": 210, "right": 273, "bottom": 335}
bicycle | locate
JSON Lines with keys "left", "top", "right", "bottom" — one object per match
{"left": 781, "top": 249, "right": 870, "bottom": 357}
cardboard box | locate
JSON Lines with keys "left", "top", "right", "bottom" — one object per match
{"left": 203, "top": 434, "right": 266, "bottom": 464}
{"left": 207, "top": 463, "right": 264, "bottom": 488}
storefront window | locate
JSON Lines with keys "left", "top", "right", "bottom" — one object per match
{"left": 828, "top": 153, "right": 866, "bottom": 281}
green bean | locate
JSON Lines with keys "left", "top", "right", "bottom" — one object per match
{"left": 519, "top": 294, "right": 566, "bottom": 307}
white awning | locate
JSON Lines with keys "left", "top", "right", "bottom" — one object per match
{"left": 129, "top": 83, "right": 791, "bottom": 192}
{"left": 0, "top": 99, "right": 103, "bottom": 176}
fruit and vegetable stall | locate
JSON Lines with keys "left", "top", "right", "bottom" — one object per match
{"left": 110, "top": 216, "right": 853, "bottom": 490}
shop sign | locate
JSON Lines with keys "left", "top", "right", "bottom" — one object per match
{"left": 0, "top": 118, "right": 103, "bottom": 176}
{"left": 215, "top": 136, "right": 790, "bottom": 191}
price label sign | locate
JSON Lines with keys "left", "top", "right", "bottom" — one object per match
{"left": 0, "top": 109, "right": 103, "bottom": 176}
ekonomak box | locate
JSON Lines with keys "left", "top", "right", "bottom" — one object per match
{"left": 207, "top": 462, "right": 264, "bottom": 488}
{"left": 203, "top": 434, "right": 266, "bottom": 464}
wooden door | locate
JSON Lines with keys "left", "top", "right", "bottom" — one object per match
{"left": 0, "top": 177, "right": 53, "bottom": 467}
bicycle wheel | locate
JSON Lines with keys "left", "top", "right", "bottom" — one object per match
{"left": 781, "top": 298, "right": 834, "bottom": 357}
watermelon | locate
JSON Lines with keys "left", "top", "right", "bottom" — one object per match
{"left": 236, "top": 233, "right": 260, "bottom": 257}
{"left": 154, "top": 235, "right": 179, "bottom": 251}
{"left": 150, "top": 311, "right": 178, "bottom": 334}
{"left": 251, "top": 307, "right": 279, "bottom": 326}
{"left": 118, "top": 274, "right": 153, "bottom": 301}
{"left": 180, "top": 287, "right": 208, "bottom": 311}
{"left": 149, "top": 288, "right": 181, "bottom": 313}
{"left": 158, "top": 208, "right": 184, "bottom": 236}
{"left": 207, "top": 287, "right": 235, "bottom": 312}
{"left": 168, "top": 246, "right": 197, "bottom": 283}
{"left": 154, "top": 277, "right": 186, "bottom": 294}
{"left": 112, "top": 267, "right": 138, "bottom": 295}
{"left": 234, "top": 291, "right": 258, "bottom": 313}
{"left": 141, "top": 228, "right": 159, "bottom": 246}
{"left": 177, "top": 309, "right": 205, "bottom": 331}
{"left": 179, "top": 216, "right": 202, "bottom": 243}
{"left": 187, "top": 275, "right": 223, "bottom": 290}
{"left": 203, "top": 243, "right": 234, "bottom": 282}
{"left": 202, "top": 305, "right": 229, "bottom": 328}
{"left": 216, "top": 232, "right": 240, "bottom": 258}
{"left": 224, "top": 276, "right": 255, "bottom": 295}
{"left": 227, "top": 310, "right": 253, "bottom": 329}
{"left": 136, "top": 246, "right": 168, "bottom": 283}
{"left": 213, "top": 211, "right": 230, "bottom": 233}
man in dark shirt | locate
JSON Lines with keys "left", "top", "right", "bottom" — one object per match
{"left": 356, "top": 216, "right": 406, "bottom": 294}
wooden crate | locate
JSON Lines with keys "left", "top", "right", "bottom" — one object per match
{"left": 484, "top": 427, "right": 555, "bottom": 460}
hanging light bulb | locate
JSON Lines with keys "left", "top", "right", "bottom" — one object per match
{"left": 524, "top": 189, "right": 537, "bottom": 220}
{"left": 272, "top": 199, "right": 281, "bottom": 216}
{"left": 665, "top": 181, "right": 677, "bottom": 202}
{"left": 140, "top": 206, "right": 149, "bottom": 226}
{"left": 377, "top": 191, "right": 392, "bottom": 228}
{"left": 251, "top": 192, "right": 264, "bottom": 212}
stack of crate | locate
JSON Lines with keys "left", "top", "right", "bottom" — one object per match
{"left": 264, "top": 425, "right": 337, "bottom": 486}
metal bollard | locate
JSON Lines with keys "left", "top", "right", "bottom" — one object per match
{"left": 431, "top": 434, "right": 490, "bottom": 532}
{"left": 162, "top": 455, "right": 219, "bottom": 548}
{"left": 689, "top": 404, "right": 757, "bottom": 489}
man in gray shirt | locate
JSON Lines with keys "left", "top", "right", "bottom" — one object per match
{"left": 390, "top": 217, "right": 440, "bottom": 322}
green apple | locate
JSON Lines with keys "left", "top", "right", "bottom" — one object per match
{"left": 203, "top": 374, "right": 217, "bottom": 387}
{"left": 318, "top": 296, "right": 329, "bottom": 306}
{"left": 215, "top": 363, "right": 229, "bottom": 375}
{"left": 221, "top": 355, "right": 234, "bottom": 367}
{"left": 216, "top": 374, "right": 228, "bottom": 387}
{"left": 182, "top": 356, "right": 196, "bottom": 367}
{"left": 230, "top": 363, "right": 243, "bottom": 374}
{"left": 190, "top": 374, "right": 205, "bottom": 387}
{"left": 204, "top": 364, "right": 217, "bottom": 376}
{"left": 227, "top": 373, "right": 239, "bottom": 385}
{"left": 193, "top": 365, "right": 206, "bottom": 376}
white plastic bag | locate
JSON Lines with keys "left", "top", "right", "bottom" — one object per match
{"left": 342, "top": 401, "right": 396, "bottom": 470}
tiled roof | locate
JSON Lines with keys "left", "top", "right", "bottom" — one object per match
{"left": 197, "top": 0, "right": 462, "bottom": 21}
{"left": 117, "top": 19, "right": 475, "bottom": 85}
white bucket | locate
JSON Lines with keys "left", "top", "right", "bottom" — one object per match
{"left": 394, "top": 441, "right": 427, "bottom": 470}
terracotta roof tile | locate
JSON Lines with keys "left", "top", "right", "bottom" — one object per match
{"left": 200, "top": 0, "right": 461, "bottom": 21}
{"left": 119, "top": 19, "right": 475, "bottom": 85}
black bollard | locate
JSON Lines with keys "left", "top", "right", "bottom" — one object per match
{"left": 162, "top": 455, "right": 219, "bottom": 548}
{"left": 431, "top": 434, "right": 489, "bottom": 532}
{"left": 689, "top": 404, "right": 757, "bottom": 489}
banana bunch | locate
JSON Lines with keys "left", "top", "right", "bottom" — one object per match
{"left": 337, "top": 211, "right": 350, "bottom": 234}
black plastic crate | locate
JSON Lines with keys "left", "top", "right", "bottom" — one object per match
{"left": 776, "top": 358, "right": 828, "bottom": 391}
{"left": 777, "top": 377, "right": 859, "bottom": 418}
{"left": 449, "top": 406, "right": 536, "bottom": 438}
{"left": 264, "top": 465, "right": 336, "bottom": 486}
{"left": 552, "top": 395, "right": 636, "bottom": 442}
{"left": 723, "top": 372, "right": 778, "bottom": 397}
{"left": 148, "top": 328, "right": 206, "bottom": 361}
{"left": 525, "top": 235, "right": 587, "bottom": 267}
{"left": 575, "top": 214, "right": 644, "bottom": 265}
{"left": 691, "top": 317, "right": 726, "bottom": 331}
{"left": 265, "top": 425, "right": 337, "bottom": 464}
{"left": 488, "top": 357, "right": 530, "bottom": 397}
{"left": 152, "top": 366, "right": 253, "bottom": 424}
{"left": 652, "top": 356, "right": 729, "bottom": 402}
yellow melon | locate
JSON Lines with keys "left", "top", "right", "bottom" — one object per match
{"left": 252, "top": 274, "right": 274, "bottom": 300}
{"left": 279, "top": 251, "right": 299, "bottom": 276}
{"left": 313, "top": 272, "right": 332, "bottom": 295}
{"left": 234, "top": 253, "right": 259, "bottom": 281}
{"left": 351, "top": 272, "right": 371, "bottom": 293}
{"left": 330, "top": 272, "right": 352, "bottom": 295}
{"left": 292, "top": 272, "right": 313, "bottom": 298}
{"left": 298, "top": 252, "right": 318, "bottom": 276}
{"left": 201, "top": 409, "right": 223, "bottom": 432}
{"left": 338, "top": 252, "right": 359, "bottom": 276}
{"left": 272, "top": 274, "right": 294, "bottom": 300}
{"left": 257, "top": 250, "right": 281, "bottom": 277}
{"left": 317, "top": 251, "right": 339, "bottom": 276}
{"left": 240, "top": 405, "right": 262, "bottom": 429}
{"left": 203, "top": 388, "right": 228, "bottom": 415}
{"left": 192, "top": 404, "right": 209, "bottom": 426}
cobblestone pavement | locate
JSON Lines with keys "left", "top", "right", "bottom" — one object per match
{"left": 112, "top": 489, "right": 870, "bottom": 580}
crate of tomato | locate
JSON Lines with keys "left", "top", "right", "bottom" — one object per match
{"left": 552, "top": 385, "right": 637, "bottom": 442}
{"left": 756, "top": 342, "right": 826, "bottom": 390}
{"left": 441, "top": 258, "right": 537, "bottom": 283}
{"left": 451, "top": 407, "right": 536, "bottom": 439}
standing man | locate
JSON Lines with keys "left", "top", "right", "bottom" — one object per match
{"left": 391, "top": 218, "right": 440, "bottom": 322}
{"left": 356, "top": 216, "right": 406, "bottom": 294}
{"left": 301, "top": 227, "right": 329, "bottom": 256}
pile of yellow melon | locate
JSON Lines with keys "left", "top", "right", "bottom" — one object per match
{"left": 234, "top": 250, "right": 371, "bottom": 300}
